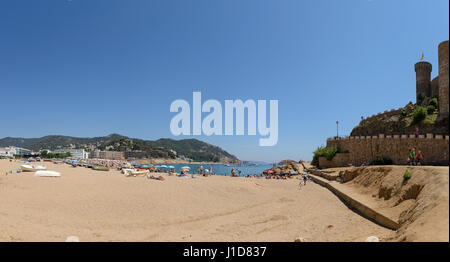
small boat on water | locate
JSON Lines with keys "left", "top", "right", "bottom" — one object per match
{"left": 34, "top": 170, "right": 61, "bottom": 177}
{"left": 21, "top": 165, "right": 47, "bottom": 172}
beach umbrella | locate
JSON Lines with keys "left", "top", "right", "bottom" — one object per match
{"left": 168, "top": 165, "right": 175, "bottom": 169}
{"left": 160, "top": 165, "right": 168, "bottom": 168}
{"left": 290, "top": 171, "right": 297, "bottom": 175}
{"left": 181, "top": 166, "right": 190, "bottom": 169}
{"left": 268, "top": 170, "right": 274, "bottom": 174}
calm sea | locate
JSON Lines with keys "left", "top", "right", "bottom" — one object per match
{"left": 152, "top": 163, "right": 273, "bottom": 176}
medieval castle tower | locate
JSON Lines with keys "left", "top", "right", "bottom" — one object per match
{"left": 415, "top": 40, "right": 449, "bottom": 116}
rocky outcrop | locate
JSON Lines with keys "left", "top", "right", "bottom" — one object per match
{"left": 351, "top": 102, "right": 448, "bottom": 136}
{"left": 264, "top": 162, "right": 304, "bottom": 176}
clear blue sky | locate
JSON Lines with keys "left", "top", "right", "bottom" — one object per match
{"left": 0, "top": 0, "right": 448, "bottom": 162}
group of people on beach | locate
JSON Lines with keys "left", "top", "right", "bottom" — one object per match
{"left": 196, "top": 165, "right": 215, "bottom": 176}
{"left": 408, "top": 148, "right": 424, "bottom": 166}
{"left": 230, "top": 168, "right": 241, "bottom": 177}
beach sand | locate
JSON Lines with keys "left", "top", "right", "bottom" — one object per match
{"left": 0, "top": 159, "right": 391, "bottom": 242}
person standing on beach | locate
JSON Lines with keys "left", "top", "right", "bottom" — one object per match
{"left": 410, "top": 148, "right": 416, "bottom": 166}
{"left": 302, "top": 172, "right": 308, "bottom": 185}
{"left": 416, "top": 150, "right": 423, "bottom": 166}
{"left": 231, "top": 168, "right": 235, "bottom": 177}
{"left": 237, "top": 169, "right": 241, "bottom": 177}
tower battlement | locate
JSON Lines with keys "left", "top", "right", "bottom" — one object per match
{"left": 415, "top": 61, "right": 432, "bottom": 99}
{"left": 414, "top": 40, "right": 449, "bottom": 117}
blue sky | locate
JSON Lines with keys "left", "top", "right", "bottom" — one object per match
{"left": 0, "top": 0, "right": 448, "bottom": 162}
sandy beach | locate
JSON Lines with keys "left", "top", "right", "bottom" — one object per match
{"left": 0, "top": 159, "right": 393, "bottom": 242}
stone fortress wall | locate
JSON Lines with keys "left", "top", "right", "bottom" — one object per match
{"left": 319, "top": 40, "right": 449, "bottom": 168}
{"left": 319, "top": 134, "right": 449, "bottom": 168}
{"left": 361, "top": 106, "right": 406, "bottom": 123}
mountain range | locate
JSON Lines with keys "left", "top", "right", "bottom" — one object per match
{"left": 0, "top": 134, "right": 239, "bottom": 163}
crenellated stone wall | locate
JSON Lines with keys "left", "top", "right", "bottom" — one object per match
{"left": 361, "top": 106, "right": 406, "bottom": 123}
{"left": 325, "top": 134, "right": 449, "bottom": 166}
{"left": 318, "top": 153, "right": 350, "bottom": 168}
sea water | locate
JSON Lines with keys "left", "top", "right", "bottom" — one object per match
{"left": 153, "top": 163, "right": 273, "bottom": 177}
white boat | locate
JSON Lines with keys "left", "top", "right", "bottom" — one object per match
{"left": 21, "top": 165, "right": 47, "bottom": 172}
{"left": 123, "top": 169, "right": 149, "bottom": 177}
{"left": 121, "top": 168, "right": 135, "bottom": 174}
{"left": 34, "top": 170, "right": 61, "bottom": 177}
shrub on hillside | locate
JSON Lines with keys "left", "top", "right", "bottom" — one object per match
{"left": 403, "top": 170, "right": 412, "bottom": 181}
{"left": 426, "top": 105, "right": 436, "bottom": 114}
{"left": 312, "top": 146, "right": 339, "bottom": 166}
{"left": 411, "top": 106, "right": 428, "bottom": 125}
{"left": 429, "top": 97, "right": 438, "bottom": 107}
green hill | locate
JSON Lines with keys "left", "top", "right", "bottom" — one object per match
{"left": 0, "top": 134, "right": 239, "bottom": 163}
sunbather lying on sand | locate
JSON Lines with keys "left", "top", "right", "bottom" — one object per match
{"left": 147, "top": 175, "right": 165, "bottom": 181}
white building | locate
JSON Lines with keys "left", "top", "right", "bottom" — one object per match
{"left": 0, "top": 146, "right": 33, "bottom": 157}
{"left": 52, "top": 148, "right": 89, "bottom": 159}
{"left": 0, "top": 147, "right": 13, "bottom": 157}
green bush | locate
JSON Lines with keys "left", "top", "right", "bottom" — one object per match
{"left": 426, "top": 105, "right": 436, "bottom": 114}
{"left": 401, "top": 109, "right": 407, "bottom": 117}
{"left": 411, "top": 106, "right": 428, "bottom": 125}
{"left": 312, "top": 146, "right": 339, "bottom": 166}
{"left": 403, "top": 170, "right": 412, "bottom": 180}
{"left": 370, "top": 157, "right": 393, "bottom": 166}
{"left": 429, "top": 97, "right": 438, "bottom": 107}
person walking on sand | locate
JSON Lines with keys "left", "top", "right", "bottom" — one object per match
{"left": 302, "top": 172, "right": 308, "bottom": 185}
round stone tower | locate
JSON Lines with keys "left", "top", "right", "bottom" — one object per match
{"left": 415, "top": 61, "right": 432, "bottom": 102}
{"left": 438, "top": 40, "right": 449, "bottom": 115}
